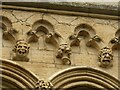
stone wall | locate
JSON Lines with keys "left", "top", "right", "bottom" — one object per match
{"left": 1, "top": 3, "right": 119, "bottom": 81}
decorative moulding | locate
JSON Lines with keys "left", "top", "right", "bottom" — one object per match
{"left": 49, "top": 66, "right": 120, "bottom": 89}
{"left": 27, "top": 19, "right": 62, "bottom": 48}
{"left": 1, "top": 16, "right": 31, "bottom": 62}
{"left": 68, "top": 23, "right": 103, "bottom": 65}
{"left": 0, "top": 58, "right": 39, "bottom": 89}
{"left": 69, "top": 24, "right": 102, "bottom": 50}
{"left": 68, "top": 23, "right": 116, "bottom": 68}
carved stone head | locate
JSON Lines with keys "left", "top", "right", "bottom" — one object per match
{"left": 56, "top": 44, "right": 71, "bottom": 65}
{"left": 98, "top": 47, "right": 113, "bottom": 68}
{"left": 12, "top": 40, "right": 30, "bottom": 61}
{"left": 36, "top": 80, "right": 53, "bottom": 90}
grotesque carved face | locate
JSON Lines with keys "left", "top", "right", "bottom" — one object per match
{"left": 56, "top": 44, "right": 71, "bottom": 65}
{"left": 14, "top": 40, "right": 30, "bottom": 57}
{"left": 98, "top": 47, "right": 113, "bottom": 67}
{"left": 36, "top": 80, "right": 53, "bottom": 89}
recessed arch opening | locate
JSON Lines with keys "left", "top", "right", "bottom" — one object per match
{"left": 49, "top": 66, "right": 120, "bottom": 90}
{"left": 32, "top": 19, "right": 54, "bottom": 33}
{"left": 0, "top": 58, "right": 39, "bottom": 89}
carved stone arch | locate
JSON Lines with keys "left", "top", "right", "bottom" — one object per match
{"left": 27, "top": 19, "right": 61, "bottom": 48}
{"left": 0, "top": 58, "right": 39, "bottom": 89}
{"left": 32, "top": 19, "right": 54, "bottom": 32}
{"left": 49, "top": 66, "right": 120, "bottom": 89}
{"left": 0, "top": 16, "right": 18, "bottom": 42}
{"left": 69, "top": 23, "right": 102, "bottom": 51}
{"left": 74, "top": 23, "right": 96, "bottom": 38}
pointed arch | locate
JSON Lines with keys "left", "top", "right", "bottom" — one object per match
{"left": 49, "top": 66, "right": 120, "bottom": 89}
{"left": 0, "top": 58, "right": 39, "bottom": 89}
{"left": 32, "top": 19, "right": 54, "bottom": 33}
{"left": 74, "top": 23, "right": 96, "bottom": 38}
{"left": 69, "top": 23, "right": 102, "bottom": 52}
{"left": 27, "top": 19, "right": 62, "bottom": 48}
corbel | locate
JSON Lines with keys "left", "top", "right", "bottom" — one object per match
{"left": 98, "top": 47, "right": 113, "bottom": 68}
{"left": 12, "top": 39, "right": 30, "bottom": 62}
{"left": 56, "top": 44, "right": 71, "bottom": 65}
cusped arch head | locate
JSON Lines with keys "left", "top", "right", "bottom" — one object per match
{"left": 49, "top": 66, "right": 120, "bottom": 89}
{"left": 0, "top": 58, "right": 39, "bottom": 89}
{"left": 32, "top": 19, "right": 54, "bottom": 34}
{"left": 74, "top": 23, "right": 96, "bottom": 38}
{"left": 28, "top": 19, "right": 61, "bottom": 47}
{"left": 72, "top": 23, "right": 100, "bottom": 50}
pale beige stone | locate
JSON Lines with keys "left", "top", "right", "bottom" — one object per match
{"left": 1, "top": 5, "right": 119, "bottom": 85}
{"left": 26, "top": 13, "right": 43, "bottom": 25}
{"left": 43, "top": 14, "right": 58, "bottom": 26}
{"left": 1, "top": 10, "right": 18, "bottom": 23}
{"left": 54, "top": 24, "right": 73, "bottom": 41}
{"left": 50, "top": 14, "right": 77, "bottom": 24}
{"left": 71, "top": 16, "right": 95, "bottom": 26}
{"left": 12, "top": 10, "right": 36, "bottom": 23}
{"left": 93, "top": 24, "right": 117, "bottom": 44}
{"left": 2, "top": 47, "right": 12, "bottom": 59}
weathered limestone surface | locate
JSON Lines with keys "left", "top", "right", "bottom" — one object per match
{"left": 1, "top": 5, "right": 119, "bottom": 80}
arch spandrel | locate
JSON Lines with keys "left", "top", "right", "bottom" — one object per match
{"left": 49, "top": 66, "right": 120, "bottom": 90}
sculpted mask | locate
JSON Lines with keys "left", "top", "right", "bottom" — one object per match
{"left": 12, "top": 40, "right": 30, "bottom": 61}
{"left": 98, "top": 47, "right": 113, "bottom": 68}
{"left": 56, "top": 44, "right": 71, "bottom": 65}
{"left": 36, "top": 80, "right": 53, "bottom": 90}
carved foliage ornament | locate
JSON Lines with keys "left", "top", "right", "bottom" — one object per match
{"left": 56, "top": 44, "right": 71, "bottom": 65}
{"left": 98, "top": 47, "right": 113, "bottom": 68}
{"left": 36, "top": 80, "right": 53, "bottom": 90}
{"left": 12, "top": 40, "right": 30, "bottom": 61}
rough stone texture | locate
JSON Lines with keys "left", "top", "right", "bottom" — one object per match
{"left": 1, "top": 7, "right": 119, "bottom": 80}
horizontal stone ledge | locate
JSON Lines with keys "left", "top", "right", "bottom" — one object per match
{"left": 2, "top": 2, "right": 120, "bottom": 16}
{"left": 2, "top": 5, "right": 120, "bottom": 20}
